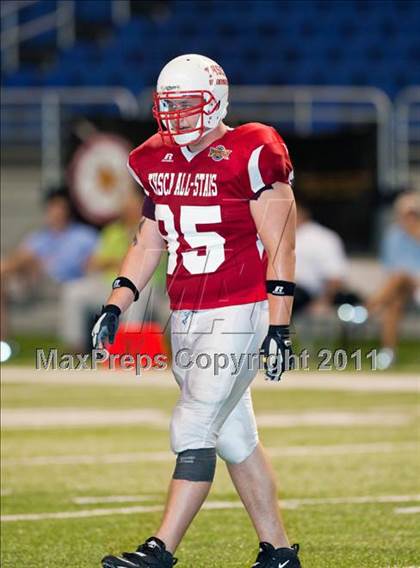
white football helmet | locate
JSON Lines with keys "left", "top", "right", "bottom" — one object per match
{"left": 153, "top": 54, "right": 229, "bottom": 146}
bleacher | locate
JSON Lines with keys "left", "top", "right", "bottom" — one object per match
{"left": 2, "top": 0, "right": 420, "bottom": 96}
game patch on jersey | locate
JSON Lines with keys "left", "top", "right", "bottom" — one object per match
{"left": 208, "top": 145, "right": 232, "bottom": 161}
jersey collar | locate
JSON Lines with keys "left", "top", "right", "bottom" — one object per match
{"left": 179, "top": 127, "right": 234, "bottom": 163}
{"left": 180, "top": 145, "right": 201, "bottom": 163}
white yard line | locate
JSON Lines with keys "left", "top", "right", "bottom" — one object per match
{"left": 2, "top": 495, "right": 420, "bottom": 523}
{"left": 256, "top": 411, "right": 412, "bottom": 427}
{"left": 0, "top": 408, "right": 169, "bottom": 428}
{"left": 70, "top": 493, "right": 420, "bottom": 508}
{"left": 2, "top": 367, "right": 419, "bottom": 392}
{"left": 3, "top": 451, "right": 172, "bottom": 466}
{"left": 3, "top": 441, "right": 418, "bottom": 467}
{"left": 283, "top": 495, "right": 420, "bottom": 508}
{"left": 268, "top": 441, "right": 419, "bottom": 457}
{"left": 394, "top": 506, "right": 420, "bottom": 514}
{"left": 1, "top": 408, "right": 415, "bottom": 429}
{"left": 1, "top": 505, "right": 164, "bottom": 522}
{"left": 73, "top": 495, "right": 159, "bottom": 505}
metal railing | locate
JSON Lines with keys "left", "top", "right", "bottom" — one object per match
{"left": 1, "top": 87, "right": 139, "bottom": 186}
{"left": 139, "top": 85, "right": 395, "bottom": 189}
{"left": 395, "top": 87, "right": 420, "bottom": 189}
{"left": 1, "top": 0, "right": 131, "bottom": 73}
{"left": 1, "top": 1, "right": 75, "bottom": 72}
{"left": 3, "top": 84, "right": 420, "bottom": 192}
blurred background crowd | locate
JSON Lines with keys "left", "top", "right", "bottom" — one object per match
{"left": 1, "top": 0, "right": 419, "bottom": 370}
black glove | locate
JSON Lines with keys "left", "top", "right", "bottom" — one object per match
{"left": 260, "top": 325, "right": 293, "bottom": 381}
{"left": 91, "top": 305, "right": 121, "bottom": 349}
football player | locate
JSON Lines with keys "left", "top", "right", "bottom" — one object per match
{"left": 92, "top": 54, "right": 301, "bottom": 568}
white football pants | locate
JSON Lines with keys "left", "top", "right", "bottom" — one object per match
{"left": 170, "top": 300, "right": 268, "bottom": 464}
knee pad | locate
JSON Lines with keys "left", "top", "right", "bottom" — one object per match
{"left": 173, "top": 448, "right": 217, "bottom": 482}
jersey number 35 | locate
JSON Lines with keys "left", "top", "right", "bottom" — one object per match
{"left": 155, "top": 204, "right": 226, "bottom": 275}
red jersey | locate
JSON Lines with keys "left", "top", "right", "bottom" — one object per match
{"left": 128, "top": 122, "right": 293, "bottom": 310}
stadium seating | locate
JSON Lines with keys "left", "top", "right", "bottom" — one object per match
{"left": 2, "top": 0, "right": 420, "bottom": 95}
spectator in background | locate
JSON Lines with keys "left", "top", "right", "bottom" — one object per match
{"left": 61, "top": 184, "right": 168, "bottom": 352}
{"left": 293, "top": 200, "right": 350, "bottom": 316}
{"left": 368, "top": 192, "right": 420, "bottom": 366}
{"left": 1, "top": 187, "right": 98, "bottom": 339}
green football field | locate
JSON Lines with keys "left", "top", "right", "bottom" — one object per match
{"left": 1, "top": 367, "right": 419, "bottom": 568}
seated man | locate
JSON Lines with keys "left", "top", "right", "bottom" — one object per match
{"left": 61, "top": 183, "right": 168, "bottom": 352}
{"left": 1, "top": 187, "right": 98, "bottom": 340}
{"left": 293, "top": 200, "right": 350, "bottom": 316}
{"left": 367, "top": 191, "right": 420, "bottom": 367}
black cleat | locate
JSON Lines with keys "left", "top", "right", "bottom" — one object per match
{"left": 102, "top": 537, "right": 177, "bottom": 568}
{"left": 252, "top": 542, "right": 301, "bottom": 568}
